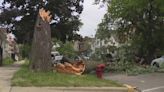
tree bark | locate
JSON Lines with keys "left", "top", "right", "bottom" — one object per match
{"left": 0, "top": 28, "right": 6, "bottom": 66}
{"left": 30, "top": 12, "right": 52, "bottom": 72}
{"left": 0, "top": 46, "right": 2, "bottom": 66}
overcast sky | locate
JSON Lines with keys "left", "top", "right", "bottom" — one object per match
{"left": 79, "top": 0, "right": 107, "bottom": 37}
{"left": 0, "top": 0, "right": 2, "bottom": 9}
{"left": 0, "top": 0, "right": 107, "bottom": 37}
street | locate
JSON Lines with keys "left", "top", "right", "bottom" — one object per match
{"left": 105, "top": 73, "right": 164, "bottom": 92}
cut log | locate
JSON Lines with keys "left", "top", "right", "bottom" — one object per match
{"left": 55, "top": 61, "right": 85, "bottom": 75}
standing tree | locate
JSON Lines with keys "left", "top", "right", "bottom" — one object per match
{"left": 30, "top": 8, "right": 52, "bottom": 72}
{"left": 0, "top": 28, "right": 7, "bottom": 66}
{"left": 96, "top": 0, "right": 164, "bottom": 64}
{"left": 0, "top": 39, "right": 3, "bottom": 66}
{"left": 0, "top": 0, "right": 83, "bottom": 43}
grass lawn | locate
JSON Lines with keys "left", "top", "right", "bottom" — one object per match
{"left": 3, "top": 57, "right": 14, "bottom": 65}
{"left": 12, "top": 64, "right": 122, "bottom": 87}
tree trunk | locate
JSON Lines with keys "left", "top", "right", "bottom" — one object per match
{"left": 0, "top": 46, "right": 2, "bottom": 66}
{"left": 0, "top": 28, "right": 6, "bottom": 66}
{"left": 30, "top": 11, "right": 52, "bottom": 72}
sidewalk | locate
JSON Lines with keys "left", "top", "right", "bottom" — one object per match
{"left": 0, "top": 61, "right": 24, "bottom": 92}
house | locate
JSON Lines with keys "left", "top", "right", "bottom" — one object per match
{"left": 0, "top": 28, "right": 18, "bottom": 59}
{"left": 73, "top": 36, "right": 93, "bottom": 56}
{"left": 91, "top": 35, "right": 119, "bottom": 54}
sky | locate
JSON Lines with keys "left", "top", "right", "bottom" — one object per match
{"left": 0, "top": 0, "right": 2, "bottom": 11}
{"left": 0, "top": 0, "right": 107, "bottom": 38}
{"left": 79, "top": 0, "right": 107, "bottom": 37}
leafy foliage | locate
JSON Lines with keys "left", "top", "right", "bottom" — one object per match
{"left": 19, "top": 44, "right": 31, "bottom": 59}
{"left": 56, "top": 41, "right": 76, "bottom": 58}
{"left": 3, "top": 57, "right": 13, "bottom": 65}
{"left": 96, "top": 17, "right": 111, "bottom": 40}
{"left": 0, "top": 0, "right": 84, "bottom": 43}
{"left": 95, "top": 0, "right": 164, "bottom": 64}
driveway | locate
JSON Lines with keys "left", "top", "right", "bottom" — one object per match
{"left": 104, "top": 73, "right": 164, "bottom": 92}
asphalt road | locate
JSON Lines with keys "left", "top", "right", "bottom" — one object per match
{"left": 104, "top": 73, "right": 164, "bottom": 92}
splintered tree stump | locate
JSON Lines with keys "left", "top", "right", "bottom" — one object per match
{"left": 30, "top": 8, "right": 52, "bottom": 72}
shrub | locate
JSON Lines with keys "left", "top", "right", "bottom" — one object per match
{"left": 83, "top": 60, "right": 104, "bottom": 73}
{"left": 56, "top": 42, "right": 76, "bottom": 58}
{"left": 20, "top": 44, "right": 31, "bottom": 59}
{"left": 3, "top": 57, "right": 13, "bottom": 65}
{"left": 157, "top": 63, "right": 164, "bottom": 73}
{"left": 105, "top": 61, "right": 156, "bottom": 76}
{"left": 126, "top": 66, "right": 155, "bottom": 76}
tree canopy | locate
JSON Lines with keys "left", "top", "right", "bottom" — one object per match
{"left": 0, "top": 0, "right": 84, "bottom": 43}
{"left": 96, "top": 0, "right": 164, "bottom": 63}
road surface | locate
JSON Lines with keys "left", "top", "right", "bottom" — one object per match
{"left": 105, "top": 73, "right": 164, "bottom": 92}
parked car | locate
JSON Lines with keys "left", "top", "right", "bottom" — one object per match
{"left": 51, "top": 51, "right": 63, "bottom": 64}
{"left": 151, "top": 56, "right": 164, "bottom": 68}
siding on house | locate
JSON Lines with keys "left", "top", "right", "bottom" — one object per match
{"left": 91, "top": 36, "right": 119, "bottom": 54}
{"left": 0, "top": 28, "right": 19, "bottom": 59}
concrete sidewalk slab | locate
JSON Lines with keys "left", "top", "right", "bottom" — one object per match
{"left": 0, "top": 67, "right": 19, "bottom": 86}
{"left": 0, "top": 60, "right": 25, "bottom": 92}
{"left": 0, "top": 87, "right": 11, "bottom": 92}
{"left": 11, "top": 87, "right": 128, "bottom": 92}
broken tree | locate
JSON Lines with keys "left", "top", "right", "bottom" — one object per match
{"left": 30, "top": 8, "right": 52, "bottom": 72}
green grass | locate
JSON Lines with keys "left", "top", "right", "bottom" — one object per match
{"left": 12, "top": 64, "right": 122, "bottom": 87}
{"left": 3, "top": 57, "right": 14, "bottom": 65}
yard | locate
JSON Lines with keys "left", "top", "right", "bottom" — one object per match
{"left": 11, "top": 64, "right": 122, "bottom": 87}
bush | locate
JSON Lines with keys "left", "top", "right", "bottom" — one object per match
{"left": 105, "top": 61, "right": 156, "bottom": 76}
{"left": 20, "top": 44, "right": 31, "bottom": 59}
{"left": 56, "top": 42, "right": 76, "bottom": 58}
{"left": 157, "top": 63, "right": 164, "bottom": 73}
{"left": 126, "top": 66, "right": 155, "bottom": 76}
{"left": 90, "top": 48, "right": 103, "bottom": 61}
{"left": 3, "top": 57, "right": 13, "bottom": 65}
{"left": 105, "top": 61, "right": 133, "bottom": 72}
{"left": 83, "top": 60, "right": 104, "bottom": 73}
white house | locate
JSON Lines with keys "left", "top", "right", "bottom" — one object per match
{"left": 91, "top": 35, "right": 119, "bottom": 54}
{"left": 0, "top": 28, "right": 19, "bottom": 59}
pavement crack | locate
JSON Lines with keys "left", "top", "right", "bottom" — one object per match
{"left": 9, "top": 86, "right": 12, "bottom": 92}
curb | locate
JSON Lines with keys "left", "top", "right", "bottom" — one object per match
{"left": 11, "top": 87, "right": 128, "bottom": 92}
{"left": 123, "top": 84, "right": 141, "bottom": 92}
